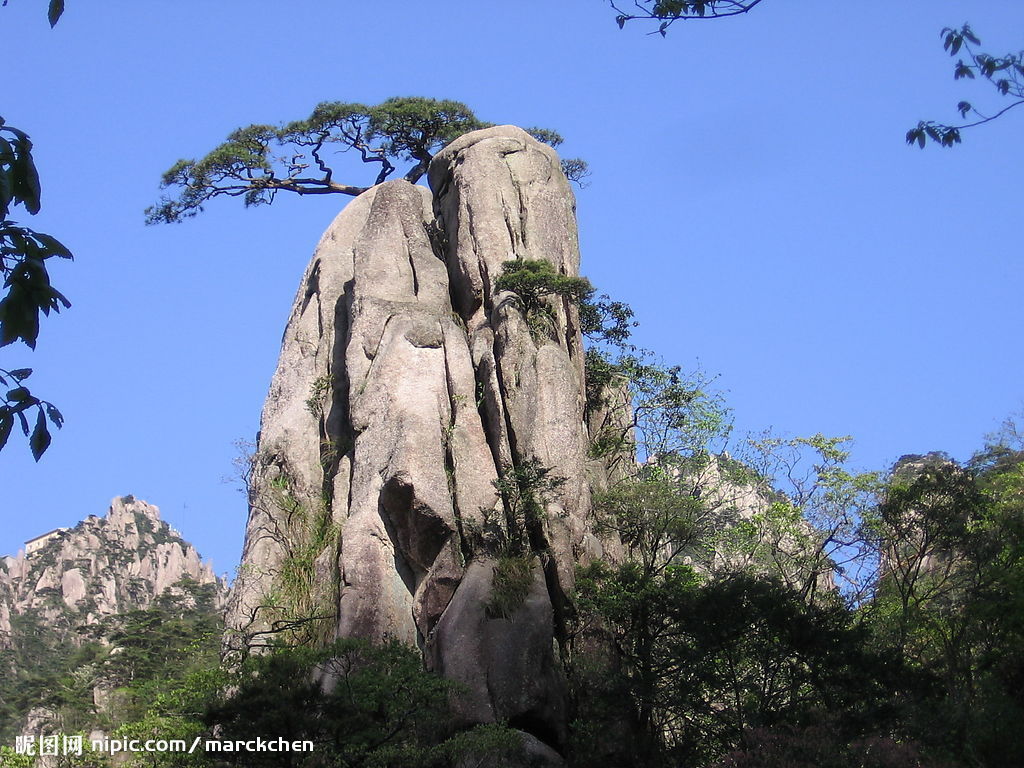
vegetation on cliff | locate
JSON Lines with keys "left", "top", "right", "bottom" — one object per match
{"left": 145, "top": 98, "right": 587, "bottom": 225}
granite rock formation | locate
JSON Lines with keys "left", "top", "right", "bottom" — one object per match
{"left": 226, "top": 127, "right": 622, "bottom": 762}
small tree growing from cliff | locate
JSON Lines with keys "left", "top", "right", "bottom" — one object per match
{"left": 146, "top": 97, "right": 587, "bottom": 224}
{"left": 495, "top": 259, "right": 594, "bottom": 340}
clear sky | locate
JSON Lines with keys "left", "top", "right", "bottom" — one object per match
{"left": 2, "top": 1, "right": 1021, "bottom": 575}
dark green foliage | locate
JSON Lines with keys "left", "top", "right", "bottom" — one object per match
{"left": 0, "top": 610, "right": 80, "bottom": 742}
{"left": 589, "top": 351, "right": 728, "bottom": 464}
{"left": 908, "top": 24, "right": 1024, "bottom": 148}
{"left": 576, "top": 284, "right": 727, "bottom": 469}
{"left": 573, "top": 567, "right": 905, "bottom": 767}
{"left": 863, "top": 442, "right": 1024, "bottom": 767}
{"left": 494, "top": 258, "right": 594, "bottom": 340}
{"left": 495, "top": 259, "right": 593, "bottom": 310}
{"left": 649, "top": 576, "right": 899, "bottom": 762}
{"left": 206, "top": 638, "right": 514, "bottom": 768}
{"left": 7, "top": 592, "right": 511, "bottom": 767}
{"left": 0, "top": 117, "right": 71, "bottom": 459}
{"left": 147, "top": 98, "right": 585, "bottom": 224}
{"left": 0, "top": 5, "right": 73, "bottom": 459}
{"left": 592, "top": 475, "right": 704, "bottom": 573}
{"left": 0, "top": 578, "right": 221, "bottom": 743}
{"left": 579, "top": 293, "right": 636, "bottom": 350}
{"left": 583, "top": 347, "right": 620, "bottom": 414}
{"left": 96, "top": 584, "right": 220, "bottom": 690}
{"left": 565, "top": 424, "right": 1022, "bottom": 767}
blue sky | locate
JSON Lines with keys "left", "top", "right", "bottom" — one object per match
{"left": 2, "top": 1, "right": 1022, "bottom": 575}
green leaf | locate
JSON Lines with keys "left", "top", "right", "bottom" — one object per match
{"left": 6, "top": 386, "right": 30, "bottom": 402}
{"left": 0, "top": 408, "right": 12, "bottom": 451}
{"left": 45, "top": 402, "right": 64, "bottom": 428}
{"left": 32, "top": 232, "right": 73, "bottom": 259}
{"left": 954, "top": 61, "right": 975, "bottom": 80}
{"left": 13, "top": 152, "right": 41, "bottom": 215}
{"left": 7, "top": 368, "right": 32, "bottom": 381}
{"left": 47, "top": 0, "right": 65, "bottom": 27}
{"left": 30, "top": 408, "right": 50, "bottom": 460}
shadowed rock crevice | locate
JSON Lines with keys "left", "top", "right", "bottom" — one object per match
{"left": 228, "top": 126, "right": 604, "bottom": 767}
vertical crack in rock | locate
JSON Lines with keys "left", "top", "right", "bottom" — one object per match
{"left": 229, "top": 127, "right": 607, "bottom": 766}
{"left": 441, "top": 335, "right": 473, "bottom": 567}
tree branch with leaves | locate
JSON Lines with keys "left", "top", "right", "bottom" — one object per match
{"left": 0, "top": 117, "right": 70, "bottom": 459}
{"left": 608, "top": 0, "right": 765, "bottom": 36}
{"left": 908, "top": 24, "right": 1024, "bottom": 148}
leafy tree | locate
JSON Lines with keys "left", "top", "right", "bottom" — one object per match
{"left": 864, "top": 442, "right": 1024, "bottom": 766}
{"left": 586, "top": 351, "right": 728, "bottom": 471}
{"left": 574, "top": 284, "right": 728, "bottom": 481}
{"left": 495, "top": 259, "right": 593, "bottom": 315}
{"left": 579, "top": 292, "right": 636, "bottom": 349}
{"left": 908, "top": 25, "right": 1024, "bottom": 148}
{"left": 573, "top": 567, "right": 901, "bottom": 767}
{"left": 869, "top": 455, "right": 992, "bottom": 654}
{"left": 0, "top": 117, "right": 70, "bottom": 459}
{"left": 146, "top": 98, "right": 587, "bottom": 224}
{"left": 591, "top": 473, "right": 704, "bottom": 577}
{"left": 0, "top": 609, "right": 90, "bottom": 741}
{"left": 479, "top": 458, "right": 568, "bottom": 618}
{"left": 720, "top": 433, "right": 882, "bottom": 603}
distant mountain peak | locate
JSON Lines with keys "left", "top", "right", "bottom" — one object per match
{"left": 1, "top": 496, "right": 227, "bottom": 649}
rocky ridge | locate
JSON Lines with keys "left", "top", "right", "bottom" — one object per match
{"left": 0, "top": 495, "right": 226, "bottom": 648}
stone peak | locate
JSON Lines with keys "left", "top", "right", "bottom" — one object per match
{"left": 106, "top": 494, "right": 161, "bottom": 521}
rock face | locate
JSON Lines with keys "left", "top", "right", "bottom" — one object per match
{"left": 0, "top": 496, "right": 226, "bottom": 649}
{"left": 227, "top": 127, "right": 615, "bottom": 761}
